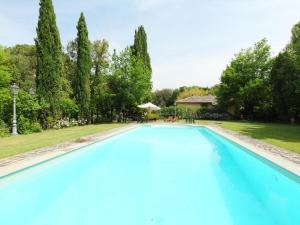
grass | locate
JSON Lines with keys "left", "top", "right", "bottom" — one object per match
{"left": 0, "top": 123, "right": 126, "bottom": 159}
{"left": 196, "top": 120, "right": 300, "bottom": 154}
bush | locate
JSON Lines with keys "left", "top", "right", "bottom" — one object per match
{"left": 30, "top": 122, "right": 42, "bottom": 133}
{"left": 0, "top": 120, "right": 9, "bottom": 137}
{"left": 60, "top": 98, "right": 79, "bottom": 119}
{"left": 160, "top": 106, "right": 184, "bottom": 118}
{"left": 147, "top": 113, "right": 160, "bottom": 120}
{"left": 17, "top": 90, "right": 41, "bottom": 122}
{"left": 18, "top": 116, "right": 42, "bottom": 134}
{"left": 196, "top": 106, "right": 231, "bottom": 120}
{"left": 53, "top": 118, "right": 79, "bottom": 129}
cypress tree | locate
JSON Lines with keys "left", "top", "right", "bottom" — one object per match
{"left": 132, "top": 26, "right": 152, "bottom": 72}
{"left": 35, "top": 0, "right": 64, "bottom": 117}
{"left": 75, "top": 13, "right": 91, "bottom": 123}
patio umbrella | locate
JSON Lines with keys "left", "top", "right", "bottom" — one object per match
{"left": 138, "top": 102, "right": 161, "bottom": 111}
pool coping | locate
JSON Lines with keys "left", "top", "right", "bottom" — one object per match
{"left": 0, "top": 124, "right": 140, "bottom": 178}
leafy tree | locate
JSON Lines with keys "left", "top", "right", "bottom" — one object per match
{"left": 35, "top": 0, "right": 65, "bottom": 118}
{"left": 270, "top": 51, "right": 300, "bottom": 122}
{"left": 90, "top": 39, "right": 112, "bottom": 122}
{"left": 288, "top": 21, "right": 300, "bottom": 101}
{"left": 65, "top": 40, "right": 78, "bottom": 98}
{"left": 289, "top": 21, "right": 300, "bottom": 67}
{"left": 271, "top": 21, "right": 300, "bottom": 123}
{"left": 0, "top": 47, "right": 12, "bottom": 127}
{"left": 75, "top": 13, "right": 92, "bottom": 123}
{"left": 16, "top": 90, "right": 42, "bottom": 134}
{"left": 217, "top": 39, "right": 273, "bottom": 119}
{"left": 6, "top": 45, "right": 36, "bottom": 91}
{"left": 176, "top": 86, "right": 209, "bottom": 100}
{"left": 152, "top": 89, "right": 175, "bottom": 107}
{"left": 110, "top": 48, "right": 151, "bottom": 118}
{"left": 0, "top": 47, "right": 12, "bottom": 87}
{"left": 110, "top": 48, "right": 134, "bottom": 116}
{"left": 92, "top": 39, "right": 110, "bottom": 76}
{"left": 60, "top": 98, "right": 78, "bottom": 119}
{"left": 130, "top": 53, "right": 152, "bottom": 104}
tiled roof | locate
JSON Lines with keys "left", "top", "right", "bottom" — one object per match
{"left": 176, "top": 95, "right": 216, "bottom": 104}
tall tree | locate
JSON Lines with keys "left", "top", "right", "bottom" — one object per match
{"left": 75, "top": 13, "right": 92, "bottom": 123}
{"left": 35, "top": 0, "right": 64, "bottom": 118}
{"left": 132, "top": 25, "right": 152, "bottom": 72}
{"left": 131, "top": 26, "right": 152, "bottom": 104}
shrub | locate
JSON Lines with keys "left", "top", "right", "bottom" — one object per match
{"left": 45, "top": 116, "right": 55, "bottom": 129}
{"left": 0, "top": 120, "right": 9, "bottom": 137}
{"left": 77, "top": 118, "right": 88, "bottom": 126}
{"left": 53, "top": 118, "right": 79, "bottom": 129}
{"left": 147, "top": 113, "right": 160, "bottom": 120}
{"left": 160, "top": 106, "right": 184, "bottom": 118}
{"left": 18, "top": 115, "right": 42, "bottom": 134}
{"left": 196, "top": 106, "right": 231, "bottom": 120}
{"left": 70, "top": 118, "right": 79, "bottom": 127}
{"left": 30, "top": 122, "right": 42, "bottom": 133}
{"left": 17, "top": 90, "right": 41, "bottom": 122}
{"left": 53, "top": 119, "right": 69, "bottom": 129}
{"left": 60, "top": 98, "right": 79, "bottom": 119}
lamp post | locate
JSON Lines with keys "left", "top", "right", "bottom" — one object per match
{"left": 11, "top": 83, "right": 19, "bottom": 136}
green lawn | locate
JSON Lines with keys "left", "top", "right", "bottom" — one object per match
{"left": 0, "top": 123, "right": 126, "bottom": 159}
{"left": 196, "top": 120, "right": 300, "bottom": 154}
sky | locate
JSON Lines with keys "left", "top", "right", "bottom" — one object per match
{"left": 1, "top": 0, "right": 300, "bottom": 90}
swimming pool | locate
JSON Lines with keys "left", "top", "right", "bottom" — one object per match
{"left": 0, "top": 125, "right": 299, "bottom": 225}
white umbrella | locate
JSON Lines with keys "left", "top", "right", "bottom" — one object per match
{"left": 138, "top": 102, "right": 161, "bottom": 111}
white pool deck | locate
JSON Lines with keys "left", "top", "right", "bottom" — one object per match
{"left": 0, "top": 123, "right": 299, "bottom": 178}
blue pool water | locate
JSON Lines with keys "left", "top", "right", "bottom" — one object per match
{"left": 0, "top": 125, "right": 300, "bottom": 225}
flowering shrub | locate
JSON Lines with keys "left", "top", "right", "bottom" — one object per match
{"left": 196, "top": 107, "right": 231, "bottom": 120}
{"left": 77, "top": 118, "right": 88, "bottom": 126}
{"left": 53, "top": 118, "right": 79, "bottom": 129}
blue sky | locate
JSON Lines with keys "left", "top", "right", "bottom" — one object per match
{"left": 1, "top": 0, "right": 300, "bottom": 90}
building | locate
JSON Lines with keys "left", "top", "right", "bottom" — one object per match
{"left": 176, "top": 95, "right": 216, "bottom": 110}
